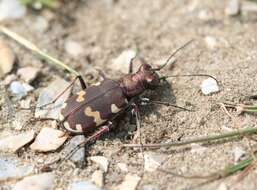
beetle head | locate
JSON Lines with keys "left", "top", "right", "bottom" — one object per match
{"left": 138, "top": 63, "right": 160, "bottom": 89}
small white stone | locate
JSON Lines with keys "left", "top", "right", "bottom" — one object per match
{"left": 217, "top": 183, "right": 228, "bottom": 190}
{"left": 19, "top": 98, "right": 31, "bottom": 109}
{"left": 0, "top": 131, "right": 35, "bottom": 153}
{"left": 201, "top": 77, "right": 219, "bottom": 95}
{"left": 117, "top": 163, "right": 128, "bottom": 172}
{"left": 0, "top": 0, "right": 26, "bottom": 21}
{"left": 69, "top": 181, "right": 102, "bottom": 190}
{"left": 65, "top": 40, "right": 84, "bottom": 57}
{"left": 225, "top": 0, "right": 240, "bottom": 16}
{"left": 0, "top": 40, "right": 15, "bottom": 77}
{"left": 17, "top": 66, "right": 40, "bottom": 83}
{"left": 233, "top": 147, "right": 246, "bottom": 163}
{"left": 89, "top": 156, "right": 109, "bottom": 173}
{"left": 204, "top": 36, "right": 218, "bottom": 50}
{"left": 9, "top": 81, "right": 34, "bottom": 99}
{"left": 144, "top": 152, "right": 166, "bottom": 172}
{"left": 117, "top": 174, "right": 141, "bottom": 190}
{"left": 198, "top": 9, "right": 213, "bottom": 21}
{"left": 13, "top": 173, "right": 55, "bottom": 190}
{"left": 190, "top": 143, "right": 207, "bottom": 154}
{"left": 242, "top": 1, "right": 257, "bottom": 13}
{"left": 142, "top": 184, "right": 160, "bottom": 190}
{"left": 30, "top": 127, "right": 67, "bottom": 152}
{"left": 111, "top": 49, "right": 137, "bottom": 73}
{"left": 91, "top": 170, "right": 104, "bottom": 188}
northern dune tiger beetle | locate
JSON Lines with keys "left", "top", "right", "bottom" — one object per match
{"left": 0, "top": 27, "right": 217, "bottom": 161}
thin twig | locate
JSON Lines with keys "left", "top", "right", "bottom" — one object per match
{"left": 123, "top": 127, "right": 257, "bottom": 148}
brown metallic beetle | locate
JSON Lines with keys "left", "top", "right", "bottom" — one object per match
{"left": 50, "top": 41, "right": 196, "bottom": 140}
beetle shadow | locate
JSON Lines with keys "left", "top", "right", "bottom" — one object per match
{"left": 102, "top": 80, "right": 185, "bottom": 142}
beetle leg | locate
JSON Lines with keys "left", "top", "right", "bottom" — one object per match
{"left": 22, "top": 117, "right": 58, "bottom": 129}
{"left": 95, "top": 68, "right": 108, "bottom": 79}
{"left": 59, "top": 122, "right": 113, "bottom": 164}
{"left": 33, "top": 75, "right": 87, "bottom": 110}
{"left": 139, "top": 98, "right": 193, "bottom": 111}
{"left": 131, "top": 103, "right": 143, "bottom": 144}
{"left": 78, "top": 75, "right": 87, "bottom": 89}
{"left": 129, "top": 57, "right": 135, "bottom": 74}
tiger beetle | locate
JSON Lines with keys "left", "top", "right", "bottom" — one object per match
{"left": 0, "top": 27, "right": 217, "bottom": 162}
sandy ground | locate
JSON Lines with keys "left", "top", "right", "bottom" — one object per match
{"left": 1, "top": 0, "right": 257, "bottom": 189}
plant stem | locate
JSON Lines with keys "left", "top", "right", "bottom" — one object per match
{"left": 123, "top": 127, "right": 257, "bottom": 148}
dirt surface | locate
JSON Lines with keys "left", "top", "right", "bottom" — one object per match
{"left": 1, "top": 0, "right": 257, "bottom": 190}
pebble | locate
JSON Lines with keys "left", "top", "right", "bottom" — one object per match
{"left": 117, "top": 174, "right": 141, "bottom": 190}
{"left": 111, "top": 49, "right": 137, "bottom": 73}
{"left": 0, "top": 155, "right": 34, "bottom": 182}
{"left": 4, "top": 74, "right": 17, "bottom": 85}
{"left": 13, "top": 172, "right": 55, "bottom": 190}
{"left": 117, "top": 163, "right": 128, "bottom": 172}
{"left": 142, "top": 184, "right": 160, "bottom": 190}
{"left": 17, "top": 66, "right": 40, "bottom": 83}
{"left": 9, "top": 81, "right": 34, "bottom": 99}
{"left": 0, "top": 40, "right": 16, "bottom": 77}
{"left": 30, "top": 127, "right": 67, "bottom": 152}
{"left": 64, "top": 40, "right": 84, "bottom": 57}
{"left": 198, "top": 9, "right": 213, "bottom": 21}
{"left": 33, "top": 16, "right": 49, "bottom": 33}
{"left": 225, "top": 0, "right": 240, "bottom": 16}
{"left": 89, "top": 156, "right": 109, "bottom": 173}
{"left": 233, "top": 146, "right": 246, "bottom": 163}
{"left": 217, "top": 183, "right": 228, "bottom": 190}
{"left": 19, "top": 98, "right": 31, "bottom": 109}
{"left": 63, "top": 135, "right": 86, "bottom": 166}
{"left": 204, "top": 36, "right": 218, "bottom": 50}
{"left": 91, "top": 170, "right": 104, "bottom": 188}
{"left": 200, "top": 77, "right": 219, "bottom": 95}
{"left": 69, "top": 181, "right": 102, "bottom": 190}
{"left": 0, "top": 0, "right": 26, "bottom": 21}
{"left": 35, "top": 78, "right": 71, "bottom": 119}
{"left": 242, "top": 1, "right": 257, "bottom": 13}
{"left": 0, "top": 131, "right": 35, "bottom": 153}
{"left": 144, "top": 152, "right": 166, "bottom": 172}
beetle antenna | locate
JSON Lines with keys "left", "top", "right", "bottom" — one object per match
{"left": 0, "top": 26, "right": 80, "bottom": 77}
{"left": 160, "top": 74, "right": 218, "bottom": 84}
{"left": 152, "top": 39, "right": 194, "bottom": 71}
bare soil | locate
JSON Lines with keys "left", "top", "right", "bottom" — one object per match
{"left": 1, "top": 0, "right": 257, "bottom": 190}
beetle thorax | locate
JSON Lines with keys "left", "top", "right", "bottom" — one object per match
{"left": 119, "top": 64, "right": 160, "bottom": 98}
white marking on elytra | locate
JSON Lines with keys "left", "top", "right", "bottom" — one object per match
{"left": 59, "top": 113, "right": 64, "bottom": 121}
{"left": 84, "top": 106, "right": 106, "bottom": 125}
{"left": 63, "top": 122, "right": 79, "bottom": 132}
{"left": 91, "top": 82, "right": 101, "bottom": 86}
{"left": 75, "top": 124, "right": 83, "bottom": 132}
{"left": 111, "top": 104, "right": 121, "bottom": 113}
{"left": 76, "top": 91, "right": 86, "bottom": 102}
